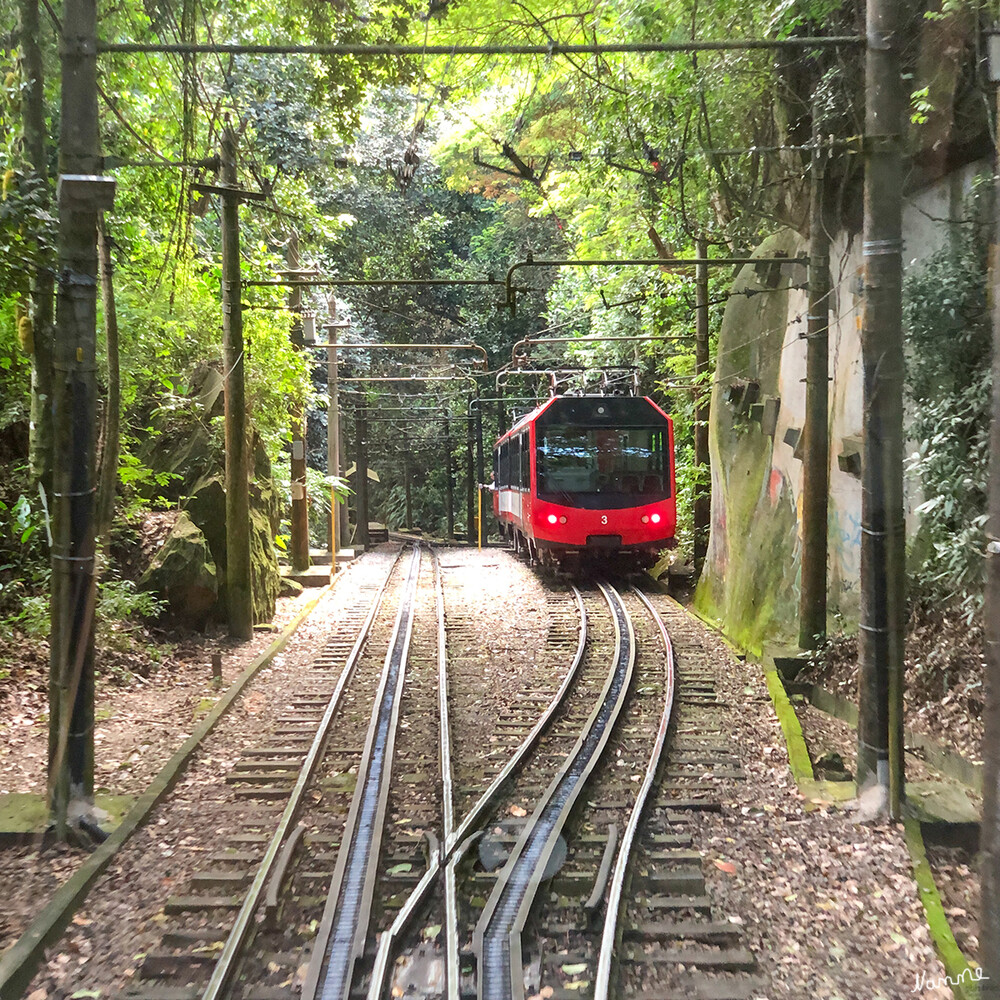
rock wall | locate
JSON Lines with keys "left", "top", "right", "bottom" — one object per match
{"left": 695, "top": 161, "right": 987, "bottom": 651}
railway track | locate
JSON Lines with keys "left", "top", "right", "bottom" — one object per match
{"left": 358, "top": 568, "right": 760, "bottom": 1000}
{"left": 4, "top": 546, "right": 760, "bottom": 1000}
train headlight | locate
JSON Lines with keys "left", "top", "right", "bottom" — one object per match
{"left": 651, "top": 512, "right": 662, "bottom": 524}
{"left": 641, "top": 515, "right": 649, "bottom": 524}
{"left": 547, "top": 514, "right": 558, "bottom": 525}
{"left": 559, "top": 516, "right": 567, "bottom": 524}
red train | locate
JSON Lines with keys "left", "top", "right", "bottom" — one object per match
{"left": 492, "top": 394, "right": 676, "bottom": 569}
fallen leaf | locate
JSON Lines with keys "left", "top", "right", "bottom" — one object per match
{"left": 510, "top": 805, "right": 527, "bottom": 817}
{"left": 27, "top": 990, "right": 47, "bottom": 1000}
{"left": 387, "top": 863, "right": 412, "bottom": 875}
{"left": 561, "top": 963, "right": 587, "bottom": 976}
{"left": 714, "top": 859, "right": 736, "bottom": 874}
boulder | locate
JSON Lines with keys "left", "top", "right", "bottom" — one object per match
{"left": 188, "top": 363, "right": 225, "bottom": 420}
{"left": 139, "top": 511, "right": 218, "bottom": 628}
{"left": 279, "top": 576, "right": 304, "bottom": 598}
{"left": 185, "top": 474, "right": 227, "bottom": 567}
{"left": 250, "top": 506, "right": 281, "bottom": 622}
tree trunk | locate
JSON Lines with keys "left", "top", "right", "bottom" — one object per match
{"left": 17, "top": 0, "right": 54, "bottom": 496}
{"left": 96, "top": 213, "right": 120, "bottom": 549}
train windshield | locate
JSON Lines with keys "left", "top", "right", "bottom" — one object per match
{"left": 536, "top": 423, "right": 671, "bottom": 509}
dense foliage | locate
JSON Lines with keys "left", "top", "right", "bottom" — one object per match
{"left": 904, "top": 185, "right": 991, "bottom": 618}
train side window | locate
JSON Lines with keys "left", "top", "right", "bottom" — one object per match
{"left": 511, "top": 434, "right": 522, "bottom": 490}
{"left": 519, "top": 431, "right": 529, "bottom": 489}
{"left": 499, "top": 440, "right": 509, "bottom": 488}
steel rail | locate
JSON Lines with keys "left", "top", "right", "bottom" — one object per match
{"left": 475, "top": 582, "right": 636, "bottom": 1000}
{"left": 302, "top": 545, "right": 423, "bottom": 1000}
{"left": 434, "top": 550, "right": 462, "bottom": 1000}
{"left": 364, "top": 585, "right": 587, "bottom": 1000}
{"left": 199, "top": 549, "right": 403, "bottom": 1000}
{"left": 593, "top": 586, "right": 677, "bottom": 1000}
{"left": 446, "top": 586, "right": 587, "bottom": 856}
{"left": 362, "top": 550, "right": 460, "bottom": 1000}
{"left": 97, "top": 37, "right": 865, "bottom": 56}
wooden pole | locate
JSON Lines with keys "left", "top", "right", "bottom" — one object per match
{"left": 981, "top": 78, "right": 1000, "bottom": 1000}
{"left": 693, "top": 237, "right": 710, "bottom": 575}
{"left": 798, "top": 135, "right": 831, "bottom": 649}
{"left": 857, "top": 0, "right": 905, "bottom": 817}
{"left": 221, "top": 125, "right": 253, "bottom": 639}
{"left": 49, "top": 0, "right": 106, "bottom": 835}
{"left": 287, "top": 234, "right": 310, "bottom": 573}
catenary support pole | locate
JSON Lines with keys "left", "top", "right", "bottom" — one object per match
{"left": 221, "top": 125, "right": 253, "bottom": 639}
{"left": 980, "top": 70, "right": 1000, "bottom": 1000}
{"left": 403, "top": 434, "right": 413, "bottom": 532}
{"left": 49, "top": 0, "right": 110, "bottom": 835}
{"left": 799, "top": 135, "right": 832, "bottom": 649}
{"left": 475, "top": 392, "right": 485, "bottom": 547}
{"left": 693, "top": 238, "right": 710, "bottom": 575}
{"left": 357, "top": 406, "right": 369, "bottom": 548}
{"left": 466, "top": 398, "right": 475, "bottom": 544}
{"left": 287, "top": 235, "right": 310, "bottom": 573}
{"left": 444, "top": 414, "right": 454, "bottom": 541}
{"left": 325, "top": 319, "right": 343, "bottom": 561}
{"left": 856, "top": 0, "right": 906, "bottom": 817}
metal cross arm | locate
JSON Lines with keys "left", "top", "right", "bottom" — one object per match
{"left": 244, "top": 277, "right": 504, "bottom": 287}
{"left": 512, "top": 333, "right": 696, "bottom": 365}
{"left": 306, "top": 341, "right": 489, "bottom": 368}
{"left": 502, "top": 254, "right": 809, "bottom": 315}
{"left": 191, "top": 181, "right": 270, "bottom": 202}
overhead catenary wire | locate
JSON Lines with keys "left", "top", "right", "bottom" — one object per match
{"left": 96, "top": 37, "right": 865, "bottom": 56}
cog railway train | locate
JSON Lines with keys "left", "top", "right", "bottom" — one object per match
{"left": 492, "top": 394, "right": 676, "bottom": 570}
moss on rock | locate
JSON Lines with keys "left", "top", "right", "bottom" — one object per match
{"left": 694, "top": 229, "right": 805, "bottom": 652}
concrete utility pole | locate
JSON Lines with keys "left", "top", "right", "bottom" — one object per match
{"left": 980, "top": 29, "right": 1000, "bottom": 997}
{"left": 220, "top": 126, "right": 253, "bottom": 639}
{"left": 286, "top": 235, "right": 310, "bottom": 573}
{"left": 693, "top": 238, "right": 710, "bottom": 574}
{"left": 799, "top": 132, "right": 832, "bottom": 649}
{"left": 856, "top": 0, "right": 906, "bottom": 817}
{"left": 49, "top": 0, "right": 114, "bottom": 835}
